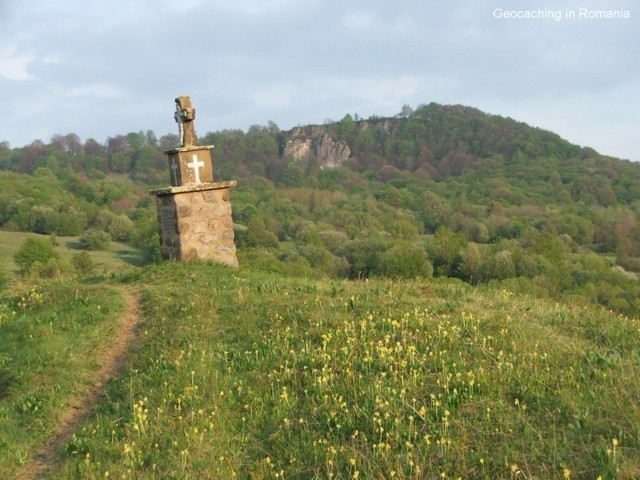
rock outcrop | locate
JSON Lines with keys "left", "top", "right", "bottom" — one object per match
{"left": 283, "top": 126, "right": 351, "bottom": 169}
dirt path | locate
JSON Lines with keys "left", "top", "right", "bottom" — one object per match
{"left": 15, "top": 288, "right": 141, "bottom": 480}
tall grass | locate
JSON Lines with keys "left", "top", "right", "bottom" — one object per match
{"left": 0, "top": 280, "right": 125, "bottom": 478}
{"left": 54, "top": 262, "right": 639, "bottom": 479}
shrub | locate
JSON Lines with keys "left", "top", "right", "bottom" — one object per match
{"left": 13, "top": 237, "right": 59, "bottom": 275}
{"left": 107, "top": 215, "right": 135, "bottom": 242}
{"left": 79, "top": 229, "right": 111, "bottom": 251}
{"left": 427, "top": 226, "right": 468, "bottom": 277}
{"left": 374, "top": 243, "right": 433, "bottom": 279}
{"left": 339, "top": 235, "right": 389, "bottom": 279}
{"left": 39, "top": 257, "right": 74, "bottom": 279}
{"left": 318, "top": 230, "right": 349, "bottom": 253}
{"left": 71, "top": 251, "right": 95, "bottom": 275}
{"left": 485, "top": 250, "right": 516, "bottom": 280}
{"left": 246, "top": 218, "right": 279, "bottom": 249}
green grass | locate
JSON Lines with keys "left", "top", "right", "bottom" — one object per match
{"left": 39, "top": 262, "right": 639, "bottom": 479}
{"left": 0, "top": 230, "right": 144, "bottom": 276}
{"left": 0, "top": 280, "right": 127, "bottom": 478}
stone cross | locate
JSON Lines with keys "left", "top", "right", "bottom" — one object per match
{"left": 187, "top": 154, "right": 204, "bottom": 184}
{"left": 170, "top": 158, "right": 179, "bottom": 185}
{"left": 174, "top": 96, "right": 196, "bottom": 147}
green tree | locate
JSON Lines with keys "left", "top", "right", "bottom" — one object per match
{"left": 107, "top": 215, "right": 135, "bottom": 242}
{"left": 71, "top": 251, "right": 95, "bottom": 275}
{"left": 340, "top": 235, "right": 389, "bottom": 279}
{"left": 13, "top": 237, "right": 59, "bottom": 275}
{"left": 375, "top": 242, "right": 433, "bottom": 279}
{"left": 246, "top": 218, "right": 279, "bottom": 249}
{"left": 428, "top": 226, "right": 467, "bottom": 277}
{"left": 459, "top": 243, "right": 483, "bottom": 284}
{"left": 283, "top": 162, "right": 304, "bottom": 187}
{"left": 80, "top": 229, "right": 111, "bottom": 251}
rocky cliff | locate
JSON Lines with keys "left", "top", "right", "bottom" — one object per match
{"left": 283, "top": 126, "right": 351, "bottom": 169}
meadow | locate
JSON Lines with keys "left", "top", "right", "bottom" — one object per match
{"left": 0, "top": 280, "right": 126, "bottom": 479}
{"left": 2, "top": 261, "right": 632, "bottom": 478}
{"left": 0, "top": 231, "right": 144, "bottom": 277}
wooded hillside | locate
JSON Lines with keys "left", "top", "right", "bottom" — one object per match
{"left": 2, "top": 103, "right": 640, "bottom": 315}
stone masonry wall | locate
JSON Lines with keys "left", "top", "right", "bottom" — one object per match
{"left": 156, "top": 186, "right": 238, "bottom": 267}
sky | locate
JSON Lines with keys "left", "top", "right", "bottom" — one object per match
{"left": 0, "top": 0, "right": 638, "bottom": 161}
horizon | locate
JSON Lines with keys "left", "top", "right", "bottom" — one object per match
{"left": 1, "top": 0, "right": 638, "bottom": 161}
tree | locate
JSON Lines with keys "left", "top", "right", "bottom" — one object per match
{"left": 246, "top": 218, "right": 279, "bottom": 249}
{"left": 428, "top": 226, "right": 468, "bottom": 277}
{"left": 71, "top": 251, "right": 95, "bottom": 275}
{"left": 80, "top": 229, "right": 111, "bottom": 251}
{"left": 375, "top": 242, "right": 433, "bottom": 279}
{"left": 397, "top": 104, "right": 414, "bottom": 118}
{"left": 283, "top": 162, "right": 304, "bottom": 187}
{"left": 107, "top": 215, "right": 135, "bottom": 242}
{"left": 13, "top": 237, "right": 59, "bottom": 275}
{"left": 459, "top": 243, "right": 483, "bottom": 284}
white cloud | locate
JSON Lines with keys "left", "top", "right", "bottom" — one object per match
{"left": 342, "top": 12, "right": 375, "bottom": 29}
{"left": 0, "top": 0, "right": 637, "bottom": 160}
{"left": 66, "top": 82, "right": 122, "bottom": 99}
{"left": 251, "top": 83, "right": 299, "bottom": 109}
{"left": 0, "top": 47, "right": 36, "bottom": 81}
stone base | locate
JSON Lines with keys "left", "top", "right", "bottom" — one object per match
{"left": 151, "top": 181, "right": 239, "bottom": 268}
{"left": 164, "top": 145, "right": 215, "bottom": 187}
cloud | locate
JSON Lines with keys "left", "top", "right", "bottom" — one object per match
{"left": 66, "top": 83, "right": 122, "bottom": 99}
{"left": 0, "top": 47, "right": 36, "bottom": 81}
{"left": 0, "top": 0, "right": 638, "bottom": 161}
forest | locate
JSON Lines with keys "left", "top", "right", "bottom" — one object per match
{"left": 2, "top": 102, "right": 640, "bottom": 316}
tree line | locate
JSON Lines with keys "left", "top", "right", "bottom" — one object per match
{"left": 2, "top": 103, "right": 640, "bottom": 315}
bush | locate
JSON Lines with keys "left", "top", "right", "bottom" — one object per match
{"left": 428, "top": 226, "right": 467, "bottom": 277}
{"left": 71, "top": 251, "right": 95, "bottom": 275}
{"left": 39, "top": 257, "right": 74, "bottom": 279}
{"left": 107, "top": 215, "right": 135, "bottom": 242}
{"left": 246, "top": 218, "right": 279, "bottom": 249}
{"left": 374, "top": 243, "right": 433, "bottom": 279}
{"left": 80, "top": 229, "right": 111, "bottom": 251}
{"left": 13, "top": 237, "right": 59, "bottom": 275}
{"left": 339, "top": 235, "right": 389, "bottom": 279}
{"left": 318, "top": 230, "right": 349, "bottom": 253}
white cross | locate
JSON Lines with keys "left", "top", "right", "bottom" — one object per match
{"left": 170, "top": 158, "right": 179, "bottom": 185}
{"left": 187, "top": 154, "right": 204, "bottom": 184}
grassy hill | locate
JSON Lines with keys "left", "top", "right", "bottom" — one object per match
{"left": 2, "top": 262, "right": 636, "bottom": 478}
{"left": 2, "top": 104, "right": 640, "bottom": 477}
{"left": 0, "top": 231, "right": 144, "bottom": 277}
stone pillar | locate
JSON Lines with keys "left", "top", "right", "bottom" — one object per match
{"left": 150, "top": 182, "right": 239, "bottom": 267}
{"left": 150, "top": 95, "right": 239, "bottom": 268}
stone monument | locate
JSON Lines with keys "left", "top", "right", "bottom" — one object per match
{"left": 149, "top": 96, "right": 239, "bottom": 267}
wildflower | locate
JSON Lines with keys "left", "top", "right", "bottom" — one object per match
{"left": 563, "top": 468, "right": 571, "bottom": 479}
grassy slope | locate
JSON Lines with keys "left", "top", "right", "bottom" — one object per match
{"left": 0, "top": 281, "right": 126, "bottom": 478}
{"left": 46, "top": 262, "right": 639, "bottom": 479}
{"left": 0, "top": 230, "right": 144, "bottom": 276}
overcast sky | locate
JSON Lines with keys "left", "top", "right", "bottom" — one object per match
{"left": 1, "top": 0, "right": 638, "bottom": 161}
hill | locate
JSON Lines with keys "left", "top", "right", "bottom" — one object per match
{"left": 1, "top": 262, "right": 638, "bottom": 478}
{"left": 2, "top": 103, "right": 640, "bottom": 477}
{"left": 2, "top": 102, "right": 640, "bottom": 318}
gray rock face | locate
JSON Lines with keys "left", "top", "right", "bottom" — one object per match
{"left": 283, "top": 127, "right": 351, "bottom": 168}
